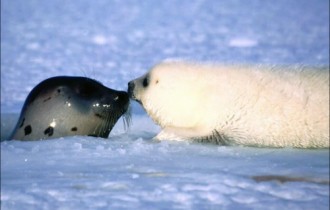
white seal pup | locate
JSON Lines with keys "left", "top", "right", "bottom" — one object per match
{"left": 128, "top": 61, "right": 329, "bottom": 148}
{"left": 10, "top": 76, "right": 130, "bottom": 140}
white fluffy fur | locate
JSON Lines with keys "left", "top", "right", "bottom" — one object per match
{"left": 130, "top": 61, "right": 329, "bottom": 148}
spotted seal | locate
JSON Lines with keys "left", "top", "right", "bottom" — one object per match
{"left": 10, "top": 76, "right": 130, "bottom": 140}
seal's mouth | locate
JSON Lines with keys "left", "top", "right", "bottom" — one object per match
{"left": 127, "top": 92, "right": 139, "bottom": 103}
{"left": 132, "top": 98, "right": 142, "bottom": 105}
{"left": 92, "top": 104, "right": 131, "bottom": 138}
{"left": 127, "top": 82, "right": 143, "bottom": 105}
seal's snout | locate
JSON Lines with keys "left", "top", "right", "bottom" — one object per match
{"left": 114, "top": 91, "right": 130, "bottom": 113}
{"left": 127, "top": 81, "right": 135, "bottom": 98}
{"left": 103, "top": 90, "right": 129, "bottom": 110}
{"left": 116, "top": 91, "right": 129, "bottom": 106}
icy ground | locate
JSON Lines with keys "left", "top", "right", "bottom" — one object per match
{"left": 1, "top": 0, "right": 329, "bottom": 209}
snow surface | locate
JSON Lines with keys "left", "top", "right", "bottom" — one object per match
{"left": 1, "top": 0, "right": 329, "bottom": 209}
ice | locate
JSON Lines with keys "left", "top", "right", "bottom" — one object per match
{"left": 2, "top": 117, "right": 329, "bottom": 209}
{"left": 1, "top": 0, "right": 329, "bottom": 209}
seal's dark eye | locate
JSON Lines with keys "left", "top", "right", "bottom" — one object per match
{"left": 143, "top": 77, "right": 149, "bottom": 88}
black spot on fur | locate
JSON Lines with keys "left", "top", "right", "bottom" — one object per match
{"left": 57, "top": 89, "right": 61, "bottom": 93}
{"left": 44, "top": 126, "right": 54, "bottom": 136}
{"left": 71, "top": 127, "right": 77, "bottom": 132}
{"left": 19, "top": 118, "right": 25, "bottom": 128}
{"left": 94, "top": 113, "right": 103, "bottom": 119}
{"left": 43, "top": 97, "right": 51, "bottom": 102}
{"left": 24, "top": 125, "right": 32, "bottom": 136}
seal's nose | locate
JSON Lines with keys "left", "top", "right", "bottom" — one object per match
{"left": 127, "top": 81, "right": 135, "bottom": 98}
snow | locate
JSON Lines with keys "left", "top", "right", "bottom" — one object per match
{"left": 2, "top": 130, "right": 329, "bottom": 210}
{"left": 228, "top": 38, "right": 258, "bottom": 48}
{"left": 1, "top": 0, "right": 329, "bottom": 209}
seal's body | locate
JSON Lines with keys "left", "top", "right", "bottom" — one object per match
{"left": 128, "top": 61, "right": 329, "bottom": 148}
{"left": 11, "top": 76, "right": 130, "bottom": 140}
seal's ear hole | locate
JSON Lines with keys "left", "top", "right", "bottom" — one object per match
{"left": 155, "top": 80, "right": 159, "bottom": 84}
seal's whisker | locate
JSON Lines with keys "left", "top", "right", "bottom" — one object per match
{"left": 105, "top": 113, "right": 114, "bottom": 137}
{"left": 99, "top": 112, "right": 110, "bottom": 137}
{"left": 122, "top": 107, "right": 132, "bottom": 131}
{"left": 92, "top": 120, "right": 102, "bottom": 137}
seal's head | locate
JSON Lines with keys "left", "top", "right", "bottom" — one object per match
{"left": 127, "top": 61, "right": 206, "bottom": 129}
{"left": 11, "top": 76, "right": 130, "bottom": 140}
